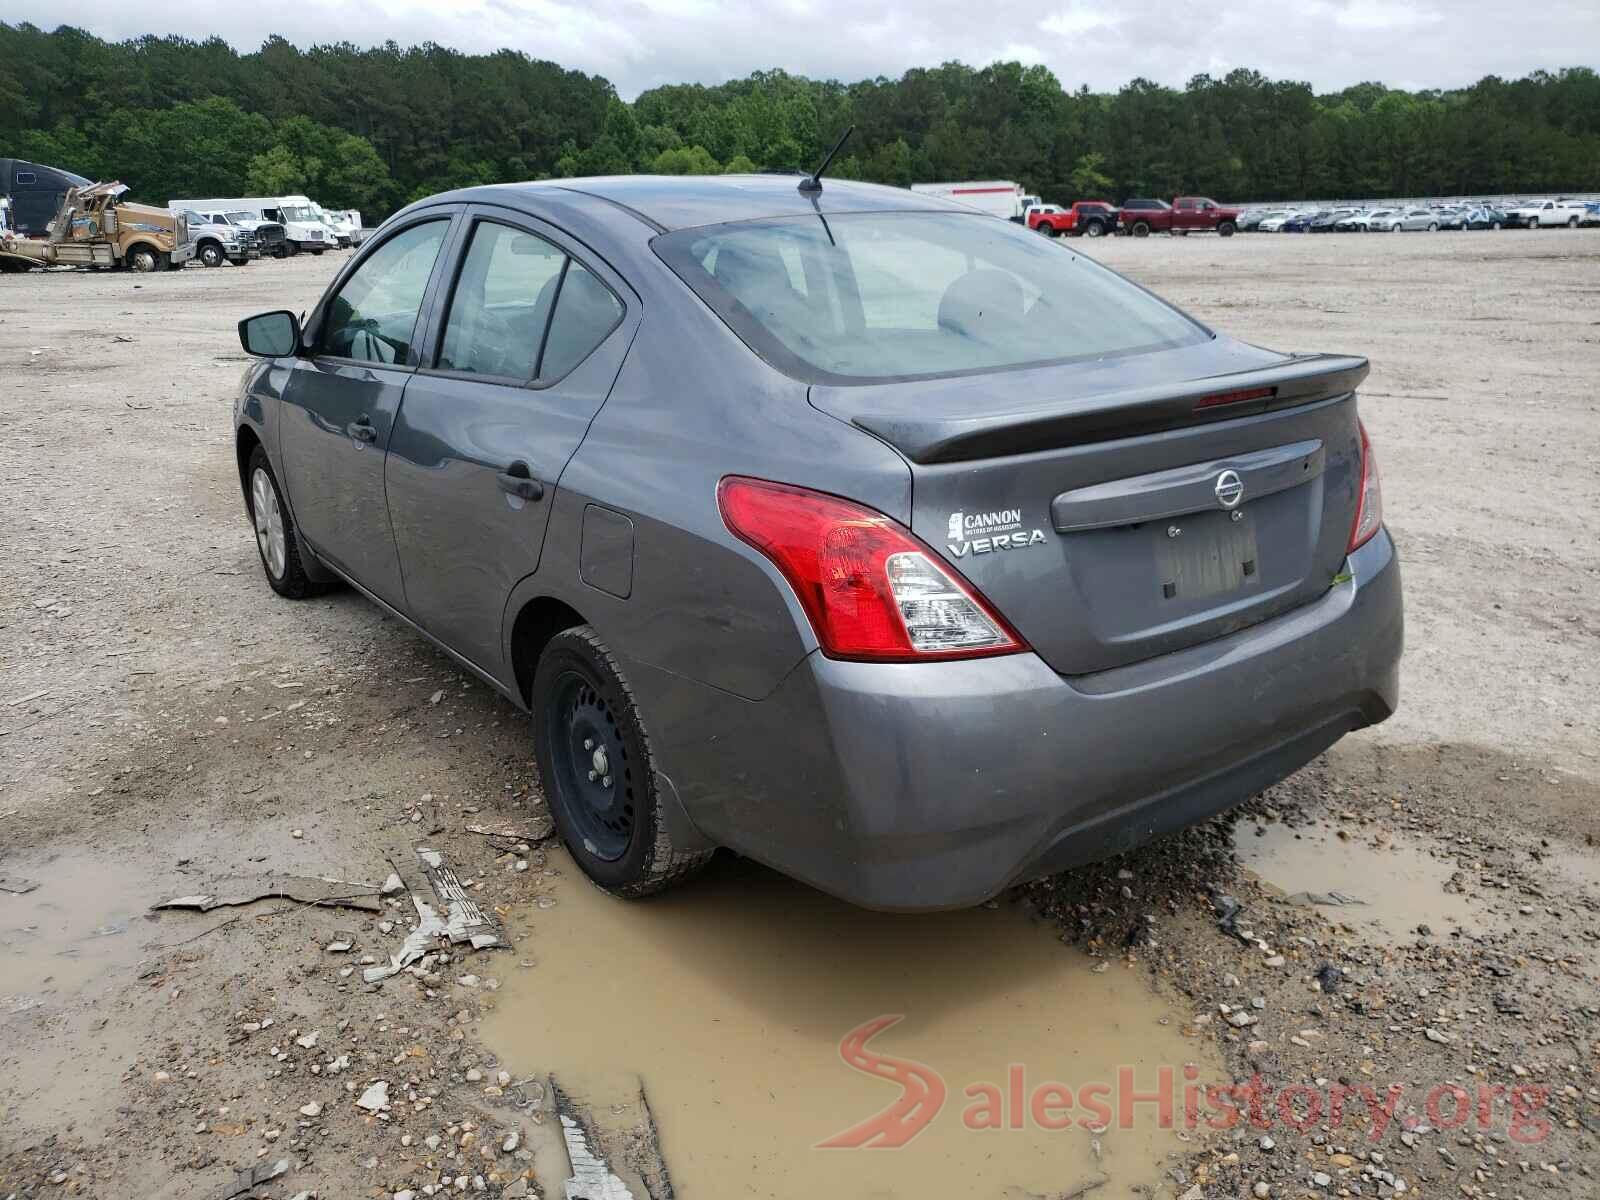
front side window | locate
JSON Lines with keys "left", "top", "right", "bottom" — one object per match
{"left": 319, "top": 219, "right": 448, "bottom": 365}
{"left": 656, "top": 212, "right": 1206, "bottom": 384}
{"left": 438, "top": 222, "right": 566, "bottom": 380}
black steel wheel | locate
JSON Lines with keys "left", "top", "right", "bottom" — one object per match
{"left": 544, "top": 672, "right": 635, "bottom": 861}
{"left": 531, "top": 626, "right": 714, "bottom": 897}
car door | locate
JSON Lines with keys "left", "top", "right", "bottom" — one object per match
{"left": 277, "top": 211, "right": 457, "bottom": 608}
{"left": 1172, "top": 198, "right": 1195, "bottom": 232}
{"left": 384, "top": 205, "right": 637, "bottom": 674}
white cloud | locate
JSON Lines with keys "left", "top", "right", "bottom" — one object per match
{"left": 1333, "top": 0, "right": 1442, "bottom": 31}
{"left": 1039, "top": 5, "right": 1121, "bottom": 37}
{"left": 8, "top": 0, "right": 1597, "bottom": 99}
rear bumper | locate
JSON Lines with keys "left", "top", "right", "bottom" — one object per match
{"left": 636, "top": 528, "right": 1401, "bottom": 911}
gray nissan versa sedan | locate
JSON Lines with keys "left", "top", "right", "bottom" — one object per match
{"left": 233, "top": 174, "right": 1402, "bottom": 911}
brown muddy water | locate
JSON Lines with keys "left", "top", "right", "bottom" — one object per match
{"left": 1, "top": 849, "right": 154, "bottom": 1005}
{"left": 1232, "top": 819, "right": 1485, "bottom": 940}
{"left": 483, "top": 850, "right": 1219, "bottom": 1200}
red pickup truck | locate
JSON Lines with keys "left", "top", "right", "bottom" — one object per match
{"left": 1027, "top": 200, "right": 1117, "bottom": 238}
{"left": 1119, "top": 197, "right": 1240, "bottom": 237}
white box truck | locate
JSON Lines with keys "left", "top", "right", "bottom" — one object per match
{"left": 910, "top": 181, "right": 1029, "bottom": 221}
{"left": 171, "top": 195, "right": 330, "bottom": 256}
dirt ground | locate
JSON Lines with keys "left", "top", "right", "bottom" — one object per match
{"left": 1, "top": 229, "right": 1597, "bottom": 1200}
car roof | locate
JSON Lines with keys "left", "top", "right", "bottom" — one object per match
{"left": 445, "top": 174, "right": 975, "bottom": 233}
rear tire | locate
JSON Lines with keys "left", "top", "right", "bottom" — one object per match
{"left": 1132, "top": 221, "right": 1150, "bottom": 238}
{"left": 1527, "top": 217, "right": 1538, "bottom": 230}
{"left": 245, "top": 446, "right": 328, "bottom": 600}
{"left": 1568, "top": 216, "right": 1579, "bottom": 228}
{"left": 533, "top": 626, "right": 714, "bottom": 899}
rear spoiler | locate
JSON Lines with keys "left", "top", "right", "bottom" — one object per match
{"left": 852, "top": 353, "right": 1370, "bottom": 464}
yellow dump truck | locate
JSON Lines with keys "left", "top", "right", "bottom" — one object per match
{"left": 0, "top": 181, "right": 194, "bottom": 272}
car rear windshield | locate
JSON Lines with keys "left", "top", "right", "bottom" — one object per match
{"left": 654, "top": 212, "right": 1208, "bottom": 384}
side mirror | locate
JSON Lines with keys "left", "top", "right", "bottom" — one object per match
{"left": 239, "top": 310, "right": 302, "bottom": 358}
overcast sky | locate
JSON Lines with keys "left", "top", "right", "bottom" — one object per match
{"left": 12, "top": 0, "right": 1598, "bottom": 100}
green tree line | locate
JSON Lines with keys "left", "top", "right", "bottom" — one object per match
{"left": 4, "top": 22, "right": 1598, "bottom": 220}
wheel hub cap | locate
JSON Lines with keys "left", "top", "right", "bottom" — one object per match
{"left": 250, "top": 468, "right": 287, "bottom": 579}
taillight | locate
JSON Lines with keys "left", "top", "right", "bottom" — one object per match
{"left": 1194, "top": 385, "right": 1274, "bottom": 411}
{"left": 716, "top": 477, "right": 1025, "bottom": 662}
{"left": 1347, "top": 420, "right": 1383, "bottom": 552}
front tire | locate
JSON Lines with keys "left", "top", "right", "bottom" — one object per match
{"left": 1085, "top": 220, "right": 1105, "bottom": 237}
{"left": 1218, "top": 221, "right": 1236, "bottom": 237}
{"left": 533, "top": 626, "right": 714, "bottom": 898}
{"left": 246, "top": 446, "right": 328, "bottom": 599}
{"left": 198, "top": 242, "right": 224, "bottom": 268}
{"left": 126, "top": 244, "right": 162, "bottom": 272}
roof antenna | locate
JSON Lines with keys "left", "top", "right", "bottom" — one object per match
{"left": 798, "top": 125, "right": 854, "bottom": 194}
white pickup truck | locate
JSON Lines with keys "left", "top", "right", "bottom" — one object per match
{"left": 1505, "top": 198, "right": 1589, "bottom": 229}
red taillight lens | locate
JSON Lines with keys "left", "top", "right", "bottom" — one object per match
{"left": 716, "top": 477, "right": 1025, "bottom": 662}
{"left": 1347, "top": 420, "right": 1384, "bottom": 552}
{"left": 1194, "top": 385, "right": 1275, "bottom": 411}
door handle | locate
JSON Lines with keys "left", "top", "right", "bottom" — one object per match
{"left": 347, "top": 417, "right": 377, "bottom": 444}
{"left": 496, "top": 461, "right": 544, "bottom": 502}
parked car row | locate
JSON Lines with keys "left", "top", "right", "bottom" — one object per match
{"left": 172, "top": 196, "right": 364, "bottom": 266}
{"left": 1241, "top": 197, "right": 1599, "bottom": 234}
{"left": 1025, "top": 196, "right": 1243, "bottom": 239}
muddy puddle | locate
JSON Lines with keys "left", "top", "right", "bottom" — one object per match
{"left": 484, "top": 850, "right": 1218, "bottom": 1200}
{"left": 0, "top": 849, "right": 156, "bottom": 1009}
{"left": 1232, "top": 820, "right": 1491, "bottom": 940}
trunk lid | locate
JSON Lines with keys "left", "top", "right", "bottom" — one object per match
{"left": 811, "top": 338, "right": 1369, "bottom": 676}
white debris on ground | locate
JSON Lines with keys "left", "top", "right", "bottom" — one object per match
{"left": 558, "top": 1114, "right": 637, "bottom": 1200}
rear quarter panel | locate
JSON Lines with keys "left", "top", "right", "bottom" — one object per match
{"left": 549, "top": 269, "right": 913, "bottom": 702}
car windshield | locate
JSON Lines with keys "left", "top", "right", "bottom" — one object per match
{"left": 655, "top": 212, "right": 1208, "bottom": 384}
{"left": 226, "top": 211, "right": 253, "bottom": 222}
{"left": 280, "top": 205, "right": 315, "bottom": 221}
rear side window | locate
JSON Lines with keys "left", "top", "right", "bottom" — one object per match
{"left": 319, "top": 219, "right": 448, "bottom": 365}
{"left": 655, "top": 212, "right": 1206, "bottom": 384}
{"left": 438, "top": 222, "right": 565, "bottom": 380}
{"left": 435, "top": 220, "right": 623, "bottom": 383}
{"left": 540, "top": 262, "right": 624, "bottom": 379}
